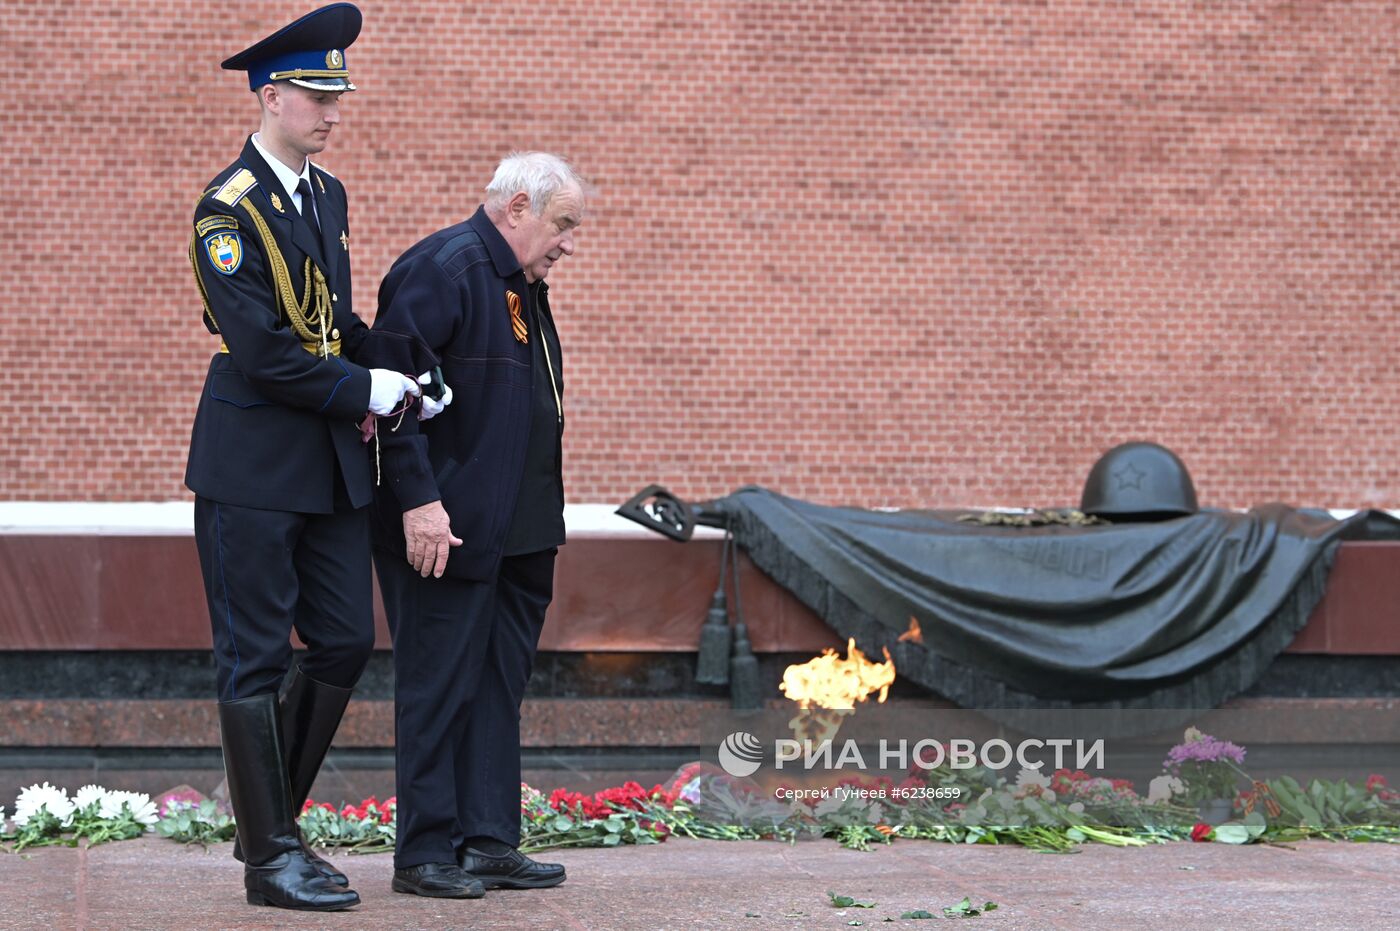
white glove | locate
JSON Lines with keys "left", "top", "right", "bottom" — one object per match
{"left": 417, "top": 371, "right": 454, "bottom": 421}
{"left": 367, "top": 369, "right": 420, "bottom": 416}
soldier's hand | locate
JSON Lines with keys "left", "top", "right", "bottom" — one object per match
{"left": 368, "top": 369, "right": 421, "bottom": 416}
{"left": 403, "top": 501, "right": 462, "bottom": 578}
{"left": 417, "top": 371, "right": 454, "bottom": 421}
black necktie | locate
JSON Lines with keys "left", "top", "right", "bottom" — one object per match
{"left": 296, "top": 178, "right": 320, "bottom": 233}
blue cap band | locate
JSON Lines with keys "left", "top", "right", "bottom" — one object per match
{"left": 246, "top": 48, "right": 350, "bottom": 91}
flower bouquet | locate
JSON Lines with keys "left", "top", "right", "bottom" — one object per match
{"left": 4, "top": 782, "right": 158, "bottom": 851}
{"left": 521, "top": 780, "right": 677, "bottom": 851}
{"left": 298, "top": 796, "right": 397, "bottom": 853}
{"left": 1163, "top": 728, "right": 1247, "bottom": 813}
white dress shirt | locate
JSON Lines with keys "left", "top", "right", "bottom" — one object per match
{"left": 250, "top": 133, "right": 314, "bottom": 216}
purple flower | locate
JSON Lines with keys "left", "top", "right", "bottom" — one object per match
{"left": 1163, "top": 732, "right": 1246, "bottom": 770}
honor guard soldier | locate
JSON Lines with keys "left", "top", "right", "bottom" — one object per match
{"left": 185, "top": 3, "right": 446, "bottom": 912}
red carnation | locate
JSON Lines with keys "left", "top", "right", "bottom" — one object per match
{"left": 1191, "top": 823, "right": 1214, "bottom": 842}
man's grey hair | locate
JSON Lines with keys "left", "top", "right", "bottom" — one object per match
{"left": 484, "top": 152, "right": 584, "bottom": 216}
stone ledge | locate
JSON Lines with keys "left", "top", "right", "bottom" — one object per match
{"left": 3, "top": 696, "right": 1398, "bottom": 749}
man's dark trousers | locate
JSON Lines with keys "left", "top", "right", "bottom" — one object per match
{"left": 194, "top": 497, "right": 375, "bottom": 700}
{"left": 376, "top": 548, "right": 555, "bottom": 869}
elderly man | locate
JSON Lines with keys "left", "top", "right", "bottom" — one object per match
{"left": 361, "top": 152, "right": 584, "bottom": 898}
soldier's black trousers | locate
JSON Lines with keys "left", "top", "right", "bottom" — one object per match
{"left": 374, "top": 548, "right": 555, "bottom": 869}
{"left": 194, "top": 497, "right": 375, "bottom": 701}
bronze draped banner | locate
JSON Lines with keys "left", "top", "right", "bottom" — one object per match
{"left": 708, "top": 487, "right": 1398, "bottom": 713}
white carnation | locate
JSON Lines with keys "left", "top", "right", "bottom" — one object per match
{"left": 14, "top": 782, "right": 75, "bottom": 827}
{"left": 1014, "top": 767, "right": 1051, "bottom": 791}
{"left": 1147, "top": 775, "right": 1186, "bottom": 804}
{"left": 73, "top": 784, "right": 110, "bottom": 812}
{"left": 102, "top": 790, "right": 158, "bottom": 826}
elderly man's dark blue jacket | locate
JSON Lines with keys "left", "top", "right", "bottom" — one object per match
{"left": 360, "top": 206, "right": 563, "bottom": 581}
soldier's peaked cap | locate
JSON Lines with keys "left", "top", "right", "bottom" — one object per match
{"left": 221, "top": 3, "right": 361, "bottom": 93}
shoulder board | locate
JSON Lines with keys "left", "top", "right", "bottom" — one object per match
{"left": 212, "top": 169, "right": 258, "bottom": 206}
{"left": 310, "top": 161, "right": 336, "bottom": 179}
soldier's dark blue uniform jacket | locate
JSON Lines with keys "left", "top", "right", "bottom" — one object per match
{"left": 358, "top": 206, "right": 565, "bottom": 581}
{"left": 186, "top": 137, "right": 374, "bottom": 512}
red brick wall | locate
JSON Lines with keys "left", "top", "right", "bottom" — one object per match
{"left": 2, "top": 1, "right": 1398, "bottom": 509}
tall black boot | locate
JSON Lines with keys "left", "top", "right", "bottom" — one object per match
{"left": 283, "top": 669, "right": 355, "bottom": 884}
{"left": 233, "top": 670, "right": 353, "bottom": 886}
{"left": 219, "top": 694, "right": 360, "bottom": 911}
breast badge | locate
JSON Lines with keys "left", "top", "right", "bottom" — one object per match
{"left": 203, "top": 231, "right": 244, "bottom": 275}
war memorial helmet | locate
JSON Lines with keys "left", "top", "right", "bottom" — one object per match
{"left": 1080, "top": 441, "right": 1199, "bottom": 520}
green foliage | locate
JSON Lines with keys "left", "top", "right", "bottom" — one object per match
{"left": 68, "top": 801, "right": 148, "bottom": 847}
{"left": 8, "top": 809, "right": 68, "bottom": 852}
{"left": 298, "top": 801, "right": 395, "bottom": 853}
{"left": 943, "top": 897, "right": 998, "bottom": 918}
{"left": 893, "top": 784, "right": 1187, "bottom": 852}
{"left": 154, "top": 800, "right": 236, "bottom": 846}
{"left": 1263, "top": 776, "right": 1400, "bottom": 829}
{"left": 521, "top": 807, "right": 667, "bottom": 852}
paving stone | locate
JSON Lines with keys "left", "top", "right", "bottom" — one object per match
{"left": 3, "top": 835, "right": 1398, "bottom": 930}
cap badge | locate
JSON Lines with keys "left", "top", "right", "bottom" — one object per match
{"left": 270, "top": 192, "right": 285, "bottom": 212}
{"left": 326, "top": 49, "right": 343, "bottom": 69}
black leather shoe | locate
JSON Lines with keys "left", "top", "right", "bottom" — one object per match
{"left": 459, "top": 847, "right": 566, "bottom": 890}
{"left": 245, "top": 849, "right": 359, "bottom": 910}
{"left": 392, "top": 863, "right": 487, "bottom": 899}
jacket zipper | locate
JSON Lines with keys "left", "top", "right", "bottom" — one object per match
{"left": 533, "top": 296, "right": 562, "bottom": 423}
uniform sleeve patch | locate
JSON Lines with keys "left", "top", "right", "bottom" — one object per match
{"left": 195, "top": 215, "right": 239, "bottom": 237}
{"left": 203, "top": 231, "right": 244, "bottom": 275}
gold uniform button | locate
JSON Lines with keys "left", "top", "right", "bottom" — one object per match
{"left": 331, "top": 328, "right": 340, "bottom": 339}
{"left": 332, "top": 293, "right": 339, "bottom": 302}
